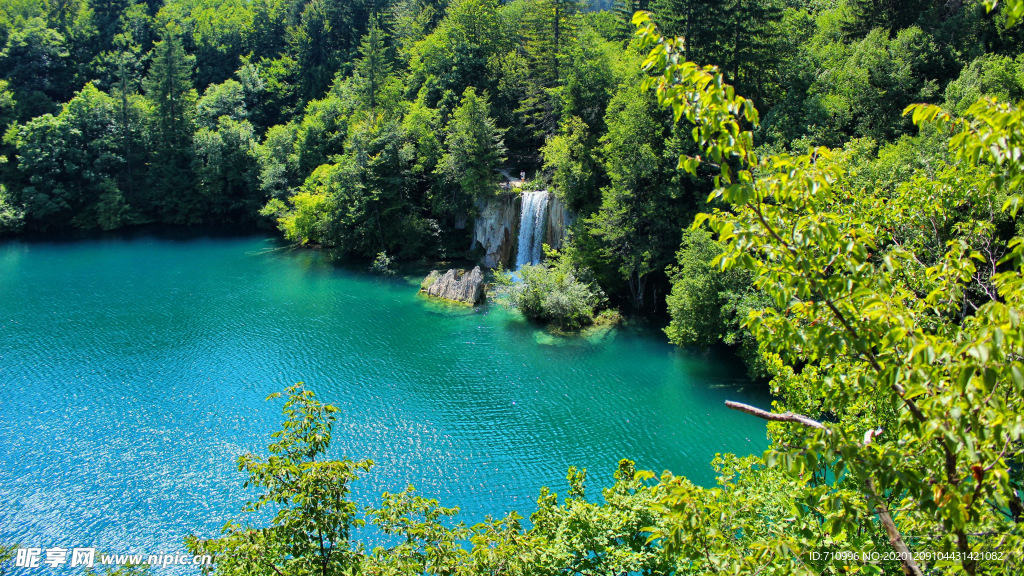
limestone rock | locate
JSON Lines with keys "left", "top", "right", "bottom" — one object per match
{"left": 472, "top": 195, "right": 517, "bottom": 268}
{"left": 421, "top": 266, "right": 485, "bottom": 305}
{"left": 545, "top": 193, "right": 572, "bottom": 251}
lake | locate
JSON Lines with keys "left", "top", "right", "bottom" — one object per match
{"left": 0, "top": 230, "right": 767, "bottom": 571}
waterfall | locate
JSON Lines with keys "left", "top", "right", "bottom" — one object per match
{"left": 515, "top": 191, "right": 550, "bottom": 269}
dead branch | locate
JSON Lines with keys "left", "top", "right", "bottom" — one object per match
{"left": 725, "top": 401, "right": 831, "bottom": 434}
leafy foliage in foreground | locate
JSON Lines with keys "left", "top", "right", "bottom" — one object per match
{"left": 630, "top": 2, "right": 1024, "bottom": 572}
{"left": 188, "top": 383, "right": 744, "bottom": 575}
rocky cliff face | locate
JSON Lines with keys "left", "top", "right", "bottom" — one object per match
{"left": 545, "top": 193, "right": 571, "bottom": 251}
{"left": 420, "top": 266, "right": 486, "bottom": 305}
{"left": 472, "top": 195, "right": 518, "bottom": 268}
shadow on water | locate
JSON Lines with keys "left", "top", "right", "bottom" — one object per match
{"left": 5, "top": 222, "right": 269, "bottom": 245}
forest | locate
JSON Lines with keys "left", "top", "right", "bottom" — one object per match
{"left": 2, "top": 0, "right": 1024, "bottom": 573}
{"left": 3, "top": 0, "right": 1024, "bottom": 367}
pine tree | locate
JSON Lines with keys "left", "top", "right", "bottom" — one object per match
{"left": 523, "top": 0, "right": 580, "bottom": 86}
{"left": 841, "top": 0, "right": 936, "bottom": 39}
{"left": 90, "top": 0, "right": 134, "bottom": 51}
{"left": 144, "top": 25, "right": 195, "bottom": 149}
{"left": 613, "top": 0, "right": 649, "bottom": 42}
{"left": 354, "top": 20, "right": 393, "bottom": 111}
{"left": 47, "top": 0, "right": 86, "bottom": 37}
{"left": 648, "top": 0, "right": 723, "bottom": 63}
{"left": 434, "top": 87, "right": 506, "bottom": 218}
{"left": 143, "top": 24, "right": 197, "bottom": 221}
{"left": 518, "top": 0, "right": 581, "bottom": 145}
{"left": 720, "top": 0, "right": 784, "bottom": 97}
{"left": 288, "top": 0, "right": 336, "bottom": 102}
{"left": 649, "top": 0, "right": 784, "bottom": 98}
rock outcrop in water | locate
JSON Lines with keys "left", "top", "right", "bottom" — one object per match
{"left": 421, "top": 266, "right": 486, "bottom": 304}
{"left": 472, "top": 195, "right": 517, "bottom": 268}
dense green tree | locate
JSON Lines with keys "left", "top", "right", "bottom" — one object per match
{"left": 0, "top": 80, "right": 16, "bottom": 198}
{"left": 117, "top": 1, "right": 153, "bottom": 51}
{"left": 542, "top": 115, "right": 601, "bottom": 212}
{"left": 0, "top": 18, "right": 70, "bottom": 119}
{"left": 717, "top": 0, "right": 786, "bottom": 100}
{"left": 236, "top": 55, "right": 299, "bottom": 131}
{"left": 192, "top": 116, "right": 259, "bottom": 218}
{"left": 47, "top": 0, "right": 94, "bottom": 79}
{"left": 665, "top": 228, "right": 770, "bottom": 378}
{"left": 249, "top": 0, "right": 287, "bottom": 59}
{"left": 646, "top": 0, "right": 785, "bottom": 100}
{"left": 0, "top": 79, "right": 14, "bottom": 131}
{"left": 842, "top": 0, "right": 937, "bottom": 38}
{"left": 292, "top": 90, "right": 357, "bottom": 177}
{"left": 513, "top": 0, "right": 583, "bottom": 146}
{"left": 401, "top": 96, "right": 442, "bottom": 180}
{"left": 183, "top": 0, "right": 254, "bottom": 89}
{"left": 612, "top": 0, "right": 648, "bottom": 42}
{"left": 328, "top": 116, "right": 428, "bottom": 257}
{"left": 585, "top": 81, "right": 693, "bottom": 310}
{"left": 254, "top": 121, "right": 299, "bottom": 200}
{"left": 433, "top": 87, "right": 505, "bottom": 218}
{"left": 196, "top": 78, "right": 247, "bottom": 128}
{"left": 353, "top": 20, "right": 393, "bottom": 111}
{"left": 944, "top": 52, "right": 1024, "bottom": 114}
{"left": 90, "top": 28, "right": 147, "bottom": 96}
{"left": 406, "top": 0, "right": 507, "bottom": 109}
{"left": 111, "top": 61, "right": 148, "bottom": 209}
{"left": 86, "top": 2, "right": 154, "bottom": 98}
{"left": 633, "top": 6, "right": 1024, "bottom": 572}
{"left": 143, "top": 24, "right": 195, "bottom": 130}
{"left": 89, "top": 0, "right": 135, "bottom": 51}
{"left": 260, "top": 190, "right": 332, "bottom": 244}
{"left": 763, "top": 20, "right": 947, "bottom": 147}
{"left": 266, "top": 113, "right": 429, "bottom": 257}
{"left": 6, "top": 84, "right": 133, "bottom": 230}
{"left": 487, "top": 47, "right": 534, "bottom": 155}
{"left": 287, "top": 0, "right": 337, "bottom": 102}
{"left": 558, "top": 22, "right": 621, "bottom": 132}
{"left": 143, "top": 23, "right": 198, "bottom": 222}
{"left": 646, "top": 0, "right": 720, "bottom": 63}
{"left": 389, "top": 0, "right": 440, "bottom": 62}
{"left": 522, "top": 0, "right": 581, "bottom": 85}
{"left": 0, "top": 184, "right": 25, "bottom": 233}
{"left": 824, "top": 26, "right": 944, "bottom": 142}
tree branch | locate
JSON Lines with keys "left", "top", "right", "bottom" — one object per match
{"left": 725, "top": 401, "right": 830, "bottom": 433}
{"left": 865, "top": 478, "right": 924, "bottom": 576}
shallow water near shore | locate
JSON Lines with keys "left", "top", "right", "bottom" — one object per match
{"left": 0, "top": 230, "right": 767, "bottom": 573}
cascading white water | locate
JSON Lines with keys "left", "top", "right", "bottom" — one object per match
{"left": 515, "top": 191, "right": 550, "bottom": 269}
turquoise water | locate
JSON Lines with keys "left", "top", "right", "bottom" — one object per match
{"left": 0, "top": 231, "right": 767, "bottom": 570}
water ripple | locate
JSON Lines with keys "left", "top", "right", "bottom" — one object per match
{"left": 0, "top": 233, "right": 767, "bottom": 575}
